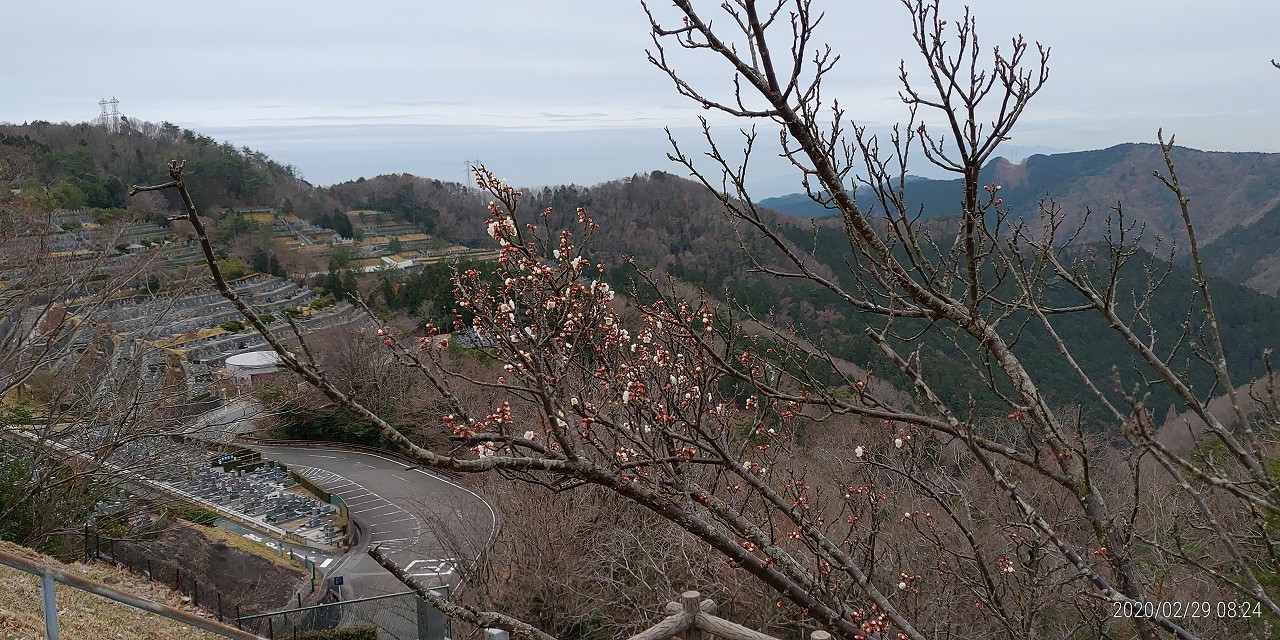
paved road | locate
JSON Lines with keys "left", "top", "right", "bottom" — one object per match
{"left": 250, "top": 445, "right": 496, "bottom": 600}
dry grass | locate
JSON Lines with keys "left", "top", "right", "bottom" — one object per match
{"left": 0, "top": 541, "right": 225, "bottom": 640}
{"left": 179, "top": 519, "right": 302, "bottom": 570}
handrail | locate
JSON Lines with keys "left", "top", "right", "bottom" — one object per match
{"left": 626, "top": 591, "right": 834, "bottom": 640}
{"left": 236, "top": 589, "right": 417, "bottom": 621}
{"left": 0, "top": 546, "right": 266, "bottom": 640}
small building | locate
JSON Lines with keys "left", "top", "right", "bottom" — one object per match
{"left": 224, "top": 350, "right": 282, "bottom": 385}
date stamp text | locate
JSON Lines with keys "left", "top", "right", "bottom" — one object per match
{"left": 1110, "top": 600, "right": 1263, "bottom": 619}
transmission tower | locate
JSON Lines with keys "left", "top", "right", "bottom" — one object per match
{"left": 95, "top": 97, "right": 123, "bottom": 132}
{"left": 463, "top": 159, "right": 482, "bottom": 190}
{"left": 108, "top": 97, "right": 121, "bottom": 132}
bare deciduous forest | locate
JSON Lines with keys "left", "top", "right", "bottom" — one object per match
{"left": 2, "top": 1, "right": 1278, "bottom": 639}
{"left": 133, "top": 1, "right": 1278, "bottom": 639}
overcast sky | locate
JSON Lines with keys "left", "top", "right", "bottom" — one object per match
{"left": 6, "top": 1, "right": 1280, "bottom": 196}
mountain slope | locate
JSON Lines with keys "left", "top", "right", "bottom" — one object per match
{"left": 0, "top": 541, "right": 224, "bottom": 640}
{"left": 329, "top": 170, "right": 1280, "bottom": 424}
{"left": 760, "top": 145, "right": 1280, "bottom": 294}
{"left": 1, "top": 119, "right": 341, "bottom": 220}
{"left": 9, "top": 121, "right": 1280, "bottom": 425}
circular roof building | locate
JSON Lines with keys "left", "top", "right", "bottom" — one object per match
{"left": 225, "top": 350, "right": 282, "bottom": 384}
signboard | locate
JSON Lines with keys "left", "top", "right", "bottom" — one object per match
{"left": 333, "top": 576, "right": 344, "bottom": 586}
{"left": 210, "top": 448, "right": 262, "bottom": 470}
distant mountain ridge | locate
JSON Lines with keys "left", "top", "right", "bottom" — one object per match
{"left": 758, "top": 144, "right": 1280, "bottom": 294}
{"left": 8, "top": 121, "right": 1280, "bottom": 421}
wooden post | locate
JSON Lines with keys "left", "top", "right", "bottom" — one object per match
{"left": 682, "top": 591, "right": 702, "bottom": 640}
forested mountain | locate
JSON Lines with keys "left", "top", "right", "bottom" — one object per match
{"left": 329, "top": 170, "right": 1280, "bottom": 426}
{"left": 0, "top": 119, "right": 340, "bottom": 219}
{"left": 762, "top": 144, "right": 1280, "bottom": 294}
{"left": 8, "top": 120, "right": 1280, "bottom": 426}
{"left": 324, "top": 172, "right": 479, "bottom": 241}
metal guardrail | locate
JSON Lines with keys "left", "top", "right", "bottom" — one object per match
{"left": 0, "top": 545, "right": 265, "bottom": 640}
{"left": 237, "top": 589, "right": 450, "bottom": 640}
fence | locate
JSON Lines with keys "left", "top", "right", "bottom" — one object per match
{"left": 237, "top": 589, "right": 451, "bottom": 640}
{"left": 0, "top": 544, "right": 263, "bottom": 640}
{"left": 84, "top": 525, "right": 323, "bottom": 625}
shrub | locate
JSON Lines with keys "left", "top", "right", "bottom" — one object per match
{"left": 295, "top": 626, "right": 378, "bottom": 640}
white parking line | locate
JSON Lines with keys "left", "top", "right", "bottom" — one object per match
{"left": 404, "top": 559, "right": 456, "bottom": 577}
{"left": 378, "top": 517, "right": 419, "bottom": 526}
{"left": 358, "top": 504, "right": 401, "bottom": 514}
{"left": 344, "top": 499, "right": 386, "bottom": 508}
{"left": 259, "top": 448, "right": 485, "bottom": 589}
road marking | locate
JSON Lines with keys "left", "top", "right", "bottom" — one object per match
{"left": 307, "top": 454, "right": 339, "bottom": 459}
{"left": 359, "top": 503, "right": 401, "bottom": 511}
{"left": 360, "top": 514, "right": 404, "bottom": 524}
{"left": 404, "top": 558, "right": 456, "bottom": 577}
{"left": 319, "top": 558, "right": 333, "bottom": 568}
{"left": 256, "top": 446, "right": 493, "bottom": 591}
{"left": 379, "top": 517, "right": 419, "bottom": 526}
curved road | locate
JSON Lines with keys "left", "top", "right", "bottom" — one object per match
{"left": 250, "top": 445, "right": 496, "bottom": 600}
